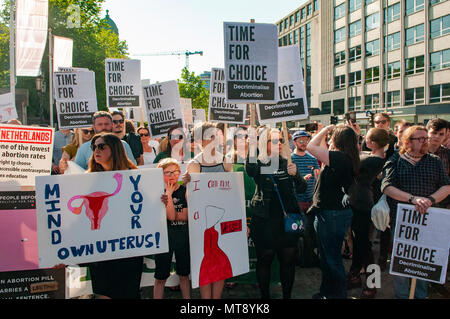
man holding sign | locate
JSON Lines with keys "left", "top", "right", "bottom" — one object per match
{"left": 382, "top": 125, "right": 450, "bottom": 298}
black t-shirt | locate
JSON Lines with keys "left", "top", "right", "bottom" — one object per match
{"left": 312, "top": 151, "right": 354, "bottom": 210}
{"left": 122, "top": 133, "right": 143, "bottom": 161}
{"left": 168, "top": 185, "right": 188, "bottom": 227}
{"left": 362, "top": 131, "right": 397, "bottom": 160}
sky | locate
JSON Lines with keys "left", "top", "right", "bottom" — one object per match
{"left": 101, "top": 0, "right": 307, "bottom": 83}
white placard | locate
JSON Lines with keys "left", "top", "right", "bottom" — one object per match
{"left": 187, "top": 172, "right": 249, "bottom": 288}
{"left": 192, "top": 108, "right": 206, "bottom": 123}
{"left": 224, "top": 22, "right": 278, "bottom": 103}
{"left": 390, "top": 204, "right": 450, "bottom": 284}
{"left": 35, "top": 169, "right": 169, "bottom": 268}
{"left": 257, "top": 45, "right": 308, "bottom": 124}
{"left": 0, "top": 93, "right": 18, "bottom": 123}
{"left": 105, "top": 58, "right": 141, "bottom": 108}
{"left": 143, "top": 80, "right": 185, "bottom": 138}
{"left": 181, "top": 97, "right": 193, "bottom": 125}
{"left": 53, "top": 36, "right": 73, "bottom": 72}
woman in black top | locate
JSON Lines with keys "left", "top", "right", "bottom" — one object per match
{"left": 307, "top": 125, "right": 360, "bottom": 299}
{"left": 246, "top": 127, "right": 307, "bottom": 299}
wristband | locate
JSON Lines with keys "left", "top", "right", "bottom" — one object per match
{"left": 428, "top": 196, "right": 436, "bottom": 205}
{"left": 408, "top": 195, "right": 414, "bottom": 204}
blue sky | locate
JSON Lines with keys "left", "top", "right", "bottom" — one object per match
{"left": 101, "top": 0, "right": 307, "bottom": 83}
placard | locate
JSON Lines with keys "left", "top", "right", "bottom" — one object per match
{"left": 257, "top": 45, "right": 308, "bottom": 124}
{"left": 192, "top": 108, "right": 206, "bottom": 123}
{"left": 35, "top": 168, "right": 169, "bottom": 268}
{"left": 390, "top": 204, "right": 450, "bottom": 284}
{"left": 53, "top": 69, "right": 98, "bottom": 129}
{"left": 181, "top": 97, "right": 193, "bottom": 125}
{"left": 105, "top": 58, "right": 141, "bottom": 108}
{"left": 224, "top": 22, "right": 278, "bottom": 103}
{"left": 0, "top": 124, "right": 54, "bottom": 186}
{"left": 0, "top": 93, "right": 18, "bottom": 123}
{"left": 208, "top": 68, "right": 246, "bottom": 124}
{"left": 143, "top": 81, "right": 185, "bottom": 138}
{"left": 187, "top": 172, "right": 249, "bottom": 288}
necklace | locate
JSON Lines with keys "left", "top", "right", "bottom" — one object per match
{"left": 406, "top": 152, "right": 422, "bottom": 159}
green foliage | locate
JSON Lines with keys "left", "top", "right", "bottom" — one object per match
{"left": 177, "top": 67, "right": 209, "bottom": 118}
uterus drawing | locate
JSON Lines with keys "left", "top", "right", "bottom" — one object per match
{"left": 67, "top": 173, "right": 123, "bottom": 230}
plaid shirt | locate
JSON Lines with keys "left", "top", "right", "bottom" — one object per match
{"left": 381, "top": 151, "right": 450, "bottom": 219}
{"left": 431, "top": 146, "right": 450, "bottom": 177}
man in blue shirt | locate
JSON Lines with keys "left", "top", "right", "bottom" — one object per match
{"left": 74, "top": 111, "right": 137, "bottom": 170}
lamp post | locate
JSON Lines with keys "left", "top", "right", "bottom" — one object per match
{"left": 35, "top": 73, "right": 46, "bottom": 124}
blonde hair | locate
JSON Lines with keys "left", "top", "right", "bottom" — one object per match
{"left": 157, "top": 157, "right": 180, "bottom": 171}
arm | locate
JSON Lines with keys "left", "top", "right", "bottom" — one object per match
{"left": 430, "top": 185, "right": 450, "bottom": 204}
{"left": 306, "top": 125, "right": 334, "bottom": 167}
{"left": 245, "top": 155, "right": 260, "bottom": 178}
{"left": 163, "top": 183, "right": 177, "bottom": 221}
{"left": 383, "top": 186, "right": 432, "bottom": 214}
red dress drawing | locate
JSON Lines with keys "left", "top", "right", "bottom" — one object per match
{"left": 199, "top": 226, "right": 233, "bottom": 286}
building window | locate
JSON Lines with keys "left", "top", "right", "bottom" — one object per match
{"left": 385, "top": 32, "right": 401, "bottom": 51}
{"left": 349, "top": 0, "right": 362, "bottom": 12}
{"left": 349, "top": 71, "right": 362, "bottom": 86}
{"left": 430, "top": 83, "right": 450, "bottom": 103}
{"left": 279, "top": 38, "right": 283, "bottom": 47}
{"left": 430, "top": 0, "right": 443, "bottom": 5}
{"left": 405, "top": 55, "right": 425, "bottom": 75}
{"left": 349, "top": 45, "right": 362, "bottom": 62}
{"left": 406, "top": 0, "right": 425, "bottom": 15}
{"left": 349, "top": 20, "right": 362, "bottom": 37}
{"left": 290, "top": 15, "right": 294, "bottom": 26}
{"left": 334, "top": 51, "right": 346, "bottom": 65}
{"left": 406, "top": 24, "right": 425, "bottom": 46}
{"left": 405, "top": 87, "right": 425, "bottom": 105}
{"left": 293, "top": 29, "right": 299, "bottom": 44}
{"left": 334, "top": 74, "right": 346, "bottom": 89}
{"left": 384, "top": 61, "right": 401, "bottom": 79}
{"left": 334, "top": 3, "right": 345, "bottom": 20}
{"left": 348, "top": 96, "right": 362, "bottom": 111}
{"left": 322, "top": 100, "right": 331, "bottom": 114}
{"left": 385, "top": 91, "right": 401, "bottom": 107}
{"left": 307, "top": 4, "right": 312, "bottom": 15}
{"left": 289, "top": 32, "right": 293, "bottom": 45}
{"left": 301, "top": 7, "right": 306, "bottom": 19}
{"left": 365, "top": 66, "right": 380, "bottom": 83}
{"left": 295, "top": 11, "right": 300, "bottom": 23}
{"left": 366, "top": 0, "right": 376, "bottom": 5}
{"left": 430, "top": 49, "right": 450, "bottom": 71}
{"left": 365, "top": 94, "right": 380, "bottom": 109}
{"left": 430, "top": 14, "right": 450, "bottom": 39}
{"left": 335, "top": 27, "right": 346, "bottom": 43}
{"left": 366, "top": 12, "right": 380, "bottom": 31}
{"left": 384, "top": 3, "right": 401, "bottom": 23}
{"left": 366, "top": 39, "right": 380, "bottom": 56}
{"left": 314, "top": 0, "right": 319, "bottom": 11}
{"left": 284, "top": 18, "right": 289, "bottom": 29}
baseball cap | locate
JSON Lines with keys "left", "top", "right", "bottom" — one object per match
{"left": 292, "top": 130, "right": 311, "bottom": 140}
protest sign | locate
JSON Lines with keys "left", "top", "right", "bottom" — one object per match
{"left": 53, "top": 69, "right": 98, "bottom": 129}
{"left": 187, "top": 172, "right": 249, "bottom": 288}
{"left": 143, "top": 81, "right": 184, "bottom": 138}
{"left": 257, "top": 45, "right": 308, "bottom": 124}
{"left": 105, "top": 58, "right": 141, "bottom": 108}
{"left": 192, "top": 108, "right": 206, "bottom": 123}
{"left": 390, "top": 204, "right": 450, "bottom": 284}
{"left": 0, "top": 93, "right": 18, "bottom": 123}
{"left": 224, "top": 22, "right": 278, "bottom": 103}
{"left": 0, "top": 268, "right": 65, "bottom": 299}
{"left": 208, "top": 68, "right": 246, "bottom": 124}
{"left": 0, "top": 124, "right": 54, "bottom": 186}
{"left": 35, "top": 168, "right": 169, "bottom": 268}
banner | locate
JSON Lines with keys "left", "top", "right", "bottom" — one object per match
{"left": 53, "top": 36, "right": 73, "bottom": 72}
{"left": 187, "top": 172, "right": 249, "bottom": 288}
{"left": 390, "top": 204, "right": 450, "bottom": 284}
{"left": 224, "top": 22, "right": 278, "bottom": 103}
{"left": 0, "top": 124, "right": 54, "bottom": 186}
{"left": 143, "top": 80, "right": 184, "bottom": 138}
{"left": 35, "top": 168, "right": 169, "bottom": 268}
{"left": 0, "top": 93, "right": 18, "bottom": 123}
{"left": 208, "top": 68, "right": 246, "bottom": 124}
{"left": 257, "top": 45, "right": 308, "bottom": 124}
{"left": 15, "top": 0, "right": 48, "bottom": 77}
{"left": 105, "top": 58, "right": 141, "bottom": 108}
{"left": 53, "top": 69, "right": 98, "bottom": 129}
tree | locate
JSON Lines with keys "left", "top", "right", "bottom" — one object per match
{"left": 177, "top": 67, "right": 209, "bottom": 118}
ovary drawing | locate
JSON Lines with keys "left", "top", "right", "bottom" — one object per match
{"left": 67, "top": 173, "right": 123, "bottom": 230}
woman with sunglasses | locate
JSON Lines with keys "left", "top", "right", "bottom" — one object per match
{"left": 245, "top": 127, "right": 307, "bottom": 299}
{"left": 153, "top": 125, "right": 192, "bottom": 164}
{"left": 85, "top": 132, "right": 143, "bottom": 299}
{"left": 137, "top": 126, "right": 159, "bottom": 165}
{"left": 59, "top": 128, "right": 95, "bottom": 174}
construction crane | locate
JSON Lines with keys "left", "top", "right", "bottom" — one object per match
{"left": 131, "top": 50, "right": 203, "bottom": 70}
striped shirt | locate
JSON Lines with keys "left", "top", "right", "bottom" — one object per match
{"left": 291, "top": 152, "right": 320, "bottom": 202}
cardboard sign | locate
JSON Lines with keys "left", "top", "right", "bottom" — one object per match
{"left": 105, "top": 58, "right": 141, "bottom": 108}
{"left": 0, "top": 268, "right": 65, "bottom": 299}
{"left": 0, "top": 93, "right": 18, "bottom": 123}
{"left": 35, "top": 168, "right": 169, "bottom": 268}
{"left": 53, "top": 69, "right": 98, "bottom": 129}
{"left": 390, "top": 204, "right": 450, "bottom": 284}
{"left": 208, "top": 68, "right": 246, "bottom": 124}
{"left": 0, "top": 125, "right": 54, "bottom": 186}
{"left": 224, "top": 22, "right": 278, "bottom": 103}
{"left": 143, "top": 81, "right": 185, "bottom": 138}
{"left": 192, "top": 108, "right": 206, "bottom": 123}
{"left": 257, "top": 45, "right": 308, "bottom": 124}
{"left": 187, "top": 172, "right": 249, "bottom": 288}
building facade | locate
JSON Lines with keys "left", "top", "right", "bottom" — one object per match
{"left": 277, "top": 0, "right": 450, "bottom": 125}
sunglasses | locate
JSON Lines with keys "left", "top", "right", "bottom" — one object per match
{"left": 374, "top": 120, "right": 388, "bottom": 125}
{"left": 91, "top": 143, "right": 108, "bottom": 151}
{"left": 269, "top": 138, "right": 284, "bottom": 145}
{"left": 112, "top": 119, "right": 124, "bottom": 124}
{"left": 82, "top": 129, "right": 94, "bottom": 135}
{"left": 169, "top": 134, "right": 184, "bottom": 140}
{"left": 139, "top": 133, "right": 150, "bottom": 137}
{"left": 236, "top": 134, "right": 248, "bottom": 139}
{"left": 163, "top": 170, "right": 180, "bottom": 177}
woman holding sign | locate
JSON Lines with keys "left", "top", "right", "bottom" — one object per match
{"left": 85, "top": 132, "right": 143, "bottom": 299}
{"left": 245, "top": 127, "right": 307, "bottom": 299}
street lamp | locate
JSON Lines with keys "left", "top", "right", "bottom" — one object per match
{"left": 35, "top": 73, "right": 46, "bottom": 124}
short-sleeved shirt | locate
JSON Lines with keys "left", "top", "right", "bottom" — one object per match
{"left": 122, "top": 133, "right": 143, "bottom": 161}
{"left": 168, "top": 185, "right": 188, "bottom": 227}
{"left": 312, "top": 151, "right": 354, "bottom": 210}
{"left": 291, "top": 152, "right": 320, "bottom": 203}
